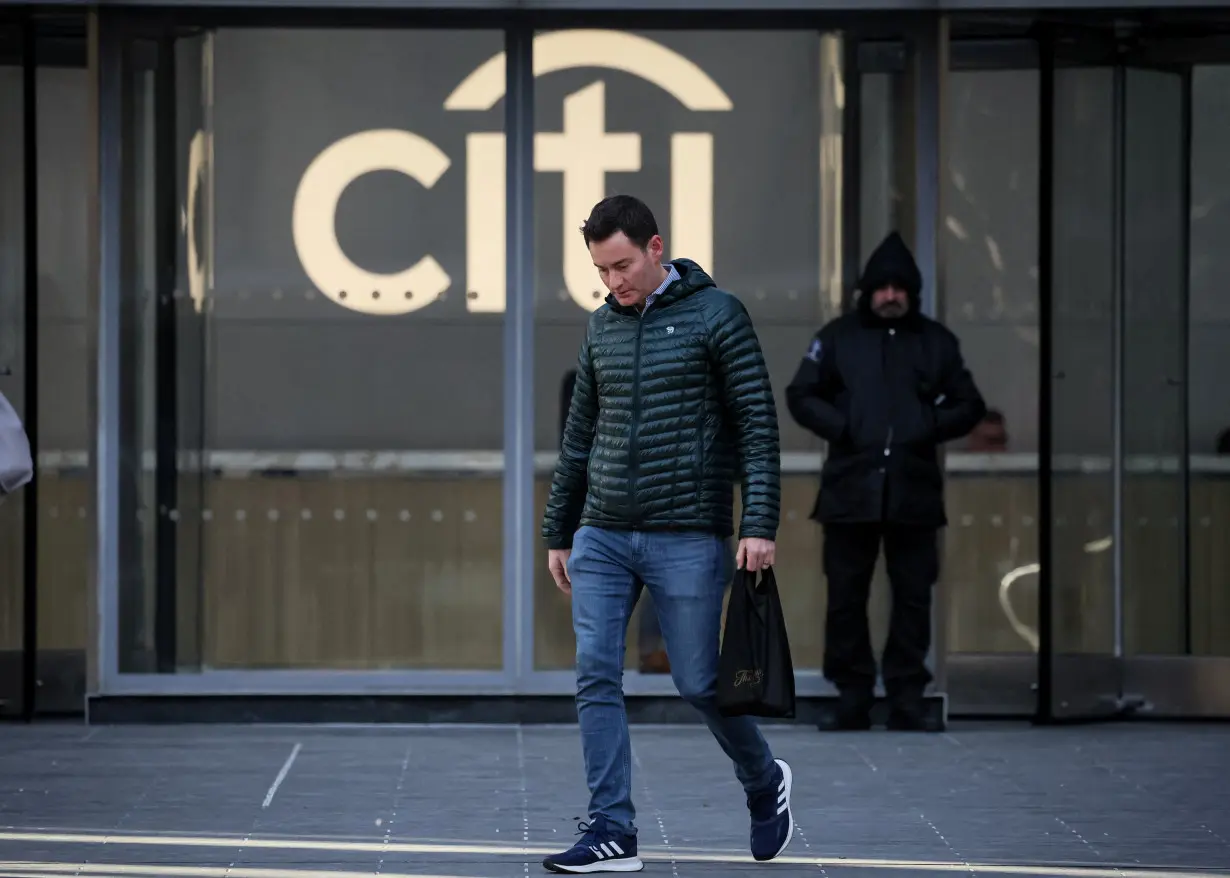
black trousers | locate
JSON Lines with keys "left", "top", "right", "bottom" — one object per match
{"left": 821, "top": 522, "right": 939, "bottom": 698}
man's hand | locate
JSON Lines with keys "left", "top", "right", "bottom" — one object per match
{"left": 548, "top": 549, "right": 572, "bottom": 595}
{"left": 736, "top": 538, "right": 776, "bottom": 572}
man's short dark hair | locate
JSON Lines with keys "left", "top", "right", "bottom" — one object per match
{"left": 580, "top": 195, "right": 659, "bottom": 249}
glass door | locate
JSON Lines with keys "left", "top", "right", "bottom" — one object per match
{"left": 1044, "top": 50, "right": 1120, "bottom": 720}
{"left": 1040, "top": 35, "right": 1189, "bottom": 720}
{"left": 0, "top": 16, "right": 29, "bottom": 717}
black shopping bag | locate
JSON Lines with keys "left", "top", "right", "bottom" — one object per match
{"left": 716, "top": 567, "right": 796, "bottom": 719}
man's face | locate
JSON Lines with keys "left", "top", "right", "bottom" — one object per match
{"left": 870, "top": 284, "right": 910, "bottom": 319}
{"left": 589, "top": 231, "right": 666, "bottom": 308}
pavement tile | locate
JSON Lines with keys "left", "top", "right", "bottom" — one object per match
{"left": 0, "top": 722, "right": 1225, "bottom": 877}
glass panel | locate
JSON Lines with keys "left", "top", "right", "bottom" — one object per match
{"left": 532, "top": 29, "right": 845, "bottom": 672}
{"left": 1048, "top": 65, "right": 1119, "bottom": 716}
{"left": 1121, "top": 67, "right": 1186, "bottom": 656}
{"left": 1189, "top": 65, "right": 1230, "bottom": 657}
{"left": 120, "top": 28, "right": 507, "bottom": 672}
{"left": 37, "top": 60, "right": 92, "bottom": 706}
{"left": 942, "top": 69, "right": 1040, "bottom": 664}
{"left": 0, "top": 29, "right": 25, "bottom": 715}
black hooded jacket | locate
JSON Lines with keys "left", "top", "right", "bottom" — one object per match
{"left": 785, "top": 232, "right": 986, "bottom": 527}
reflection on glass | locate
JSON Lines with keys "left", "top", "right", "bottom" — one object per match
{"left": 119, "top": 28, "right": 508, "bottom": 671}
{"left": 1189, "top": 65, "right": 1230, "bottom": 657}
{"left": 532, "top": 30, "right": 845, "bottom": 672}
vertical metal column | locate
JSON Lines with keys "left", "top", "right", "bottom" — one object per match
{"left": 21, "top": 10, "right": 39, "bottom": 722}
{"left": 1111, "top": 65, "right": 1126, "bottom": 662}
{"left": 910, "top": 14, "right": 950, "bottom": 695}
{"left": 503, "top": 24, "right": 535, "bottom": 687}
{"left": 87, "top": 8, "right": 124, "bottom": 695}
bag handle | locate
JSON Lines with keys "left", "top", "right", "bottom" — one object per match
{"left": 735, "top": 567, "right": 774, "bottom": 624}
{"left": 739, "top": 566, "right": 776, "bottom": 595}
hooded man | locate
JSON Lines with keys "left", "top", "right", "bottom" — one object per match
{"left": 785, "top": 231, "right": 986, "bottom": 731}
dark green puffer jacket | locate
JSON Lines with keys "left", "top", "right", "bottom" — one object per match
{"left": 543, "top": 259, "right": 781, "bottom": 550}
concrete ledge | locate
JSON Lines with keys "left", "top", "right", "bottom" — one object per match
{"left": 85, "top": 693, "right": 949, "bottom": 726}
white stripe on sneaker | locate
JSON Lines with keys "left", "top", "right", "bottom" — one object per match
{"left": 774, "top": 758, "right": 795, "bottom": 858}
{"left": 609, "top": 841, "right": 625, "bottom": 856}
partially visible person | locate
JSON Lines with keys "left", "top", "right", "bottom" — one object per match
{"left": 786, "top": 231, "right": 986, "bottom": 731}
{"left": 966, "top": 409, "right": 1009, "bottom": 452}
{"left": 542, "top": 194, "right": 794, "bottom": 873}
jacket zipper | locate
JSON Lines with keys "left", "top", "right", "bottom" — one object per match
{"left": 883, "top": 328, "right": 894, "bottom": 459}
{"left": 628, "top": 313, "right": 646, "bottom": 525}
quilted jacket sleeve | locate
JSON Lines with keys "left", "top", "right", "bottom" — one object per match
{"left": 930, "top": 327, "right": 988, "bottom": 444}
{"left": 786, "top": 322, "right": 849, "bottom": 444}
{"left": 709, "top": 296, "right": 781, "bottom": 541}
{"left": 542, "top": 324, "right": 598, "bottom": 550}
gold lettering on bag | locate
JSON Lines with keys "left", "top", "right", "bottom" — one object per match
{"left": 733, "top": 669, "right": 763, "bottom": 688}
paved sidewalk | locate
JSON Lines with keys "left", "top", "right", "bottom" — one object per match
{"left": 0, "top": 721, "right": 1227, "bottom": 877}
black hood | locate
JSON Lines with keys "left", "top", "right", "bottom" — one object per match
{"left": 857, "top": 232, "right": 923, "bottom": 319}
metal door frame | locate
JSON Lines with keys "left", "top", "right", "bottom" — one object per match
{"left": 1036, "top": 26, "right": 1230, "bottom": 721}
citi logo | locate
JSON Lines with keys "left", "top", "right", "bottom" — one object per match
{"left": 183, "top": 31, "right": 733, "bottom": 318}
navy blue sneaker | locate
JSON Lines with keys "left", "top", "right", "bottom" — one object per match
{"left": 748, "top": 758, "right": 794, "bottom": 861}
{"left": 542, "top": 817, "right": 643, "bottom": 874}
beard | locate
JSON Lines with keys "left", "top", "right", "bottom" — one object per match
{"left": 873, "top": 302, "right": 906, "bottom": 318}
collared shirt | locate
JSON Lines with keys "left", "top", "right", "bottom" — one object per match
{"left": 640, "top": 263, "right": 680, "bottom": 314}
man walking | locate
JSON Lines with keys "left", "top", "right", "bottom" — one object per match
{"left": 785, "top": 231, "right": 985, "bottom": 731}
{"left": 542, "top": 195, "right": 794, "bottom": 873}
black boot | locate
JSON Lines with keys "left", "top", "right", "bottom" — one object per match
{"left": 885, "top": 687, "right": 929, "bottom": 731}
{"left": 830, "top": 688, "right": 874, "bottom": 731}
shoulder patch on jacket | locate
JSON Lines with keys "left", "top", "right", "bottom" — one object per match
{"left": 805, "top": 337, "right": 823, "bottom": 362}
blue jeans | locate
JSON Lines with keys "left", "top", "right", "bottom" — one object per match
{"left": 568, "top": 526, "right": 778, "bottom": 835}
